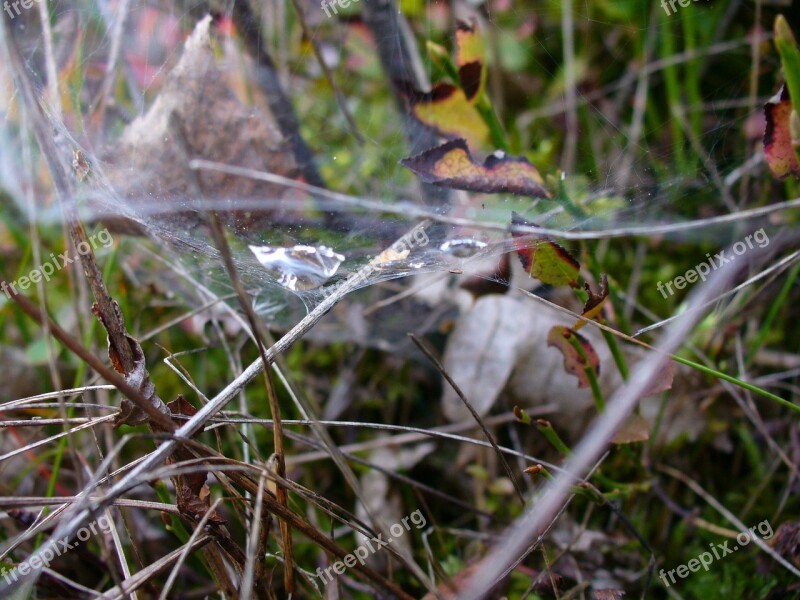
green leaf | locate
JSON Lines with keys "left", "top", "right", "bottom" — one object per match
{"left": 512, "top": 212, "right": 580, "bottom": 288}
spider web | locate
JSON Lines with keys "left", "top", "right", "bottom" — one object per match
{"left": 0, "top": 0, "right": 779, "bottom": 347}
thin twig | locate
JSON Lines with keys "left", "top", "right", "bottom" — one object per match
{"left": 190, "top": 158, "right": 800, "bottom": 241}
{"left": 408, "top": 334, "right": 527, "bottom": 506}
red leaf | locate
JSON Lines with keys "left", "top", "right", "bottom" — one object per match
{"left": 764, "top": 85, "right": 800, "bottom": 179}
{"left": 547, "top": 326, "right": 600, "bottom": 388}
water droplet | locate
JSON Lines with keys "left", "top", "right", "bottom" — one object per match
{"left": 439, "top": 238, "right": 488, "bottom": 258}
{"left": 374, "top": 258, "right": 426, "bottom": 272}
{"left": 249, "top": 245, "right": 345, "bottom": 292}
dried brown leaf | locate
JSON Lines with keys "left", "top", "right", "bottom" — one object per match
{"left": 102, "top": 16, "right": 299, "bottom": 234}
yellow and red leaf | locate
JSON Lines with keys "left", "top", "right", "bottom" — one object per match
{"left": 402, "top": 139, "right": 550, "bottom": 197}
{"left": 456, "top": 20, "right": 487, "bottom": 102}
{"left": 396, "top": 81, "right": 490, "bottom": 148}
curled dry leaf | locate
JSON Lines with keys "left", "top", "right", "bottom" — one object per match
{"left": 100, "top": 326, "right": 171, "bottom": 428}
{"left": 166, "top": 395, "right": 226, "bottom": 525}
{"left": 401, "top": 140, "right": 550, "bottom": 198}
{"left": 512, "top": 212, "right": 580, "bottom": 288}
{"left": 764, "top": 85, "right": 800, "bottom": 180}
{"left": 768, "top": 521, "right": 800, "bottom": 567}
{"left": 102, "top": 15, "right": 299, "bottom": 235}
{"left": 546, "top": 326, "right": 600, "bottom": 389}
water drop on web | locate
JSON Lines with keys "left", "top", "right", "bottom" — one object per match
{"left": 249, "top": 245, "right": 345, "bottom": 292}
{"left": 439, "top": 238, "right": 488, "bottom": 258}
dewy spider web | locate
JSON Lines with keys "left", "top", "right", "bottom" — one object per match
{"left": 0, "top": 1, "right": 783, "bottom": 347}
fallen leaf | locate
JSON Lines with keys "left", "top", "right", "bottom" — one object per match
{"left": 512, "top": 212, "right": 580, "bottom": 288}
{"left": 764, "top": 85, "right": 800, "bottom": 179}
{"left": 441, "top": 295, "right": 531, "bottom": 422}
{"left": 354, "top": 443, "right": 434, "bottom": 561}
{"left": 547, "top": 326, "right": 600, "bottom": 388}
{"left": 401, "top": 139, "right": 550, "bottom": 197}
{"left": 502, "top": 297, "right": 623, "bottom": 439}
{"left": 458, "top": 253, "right": 511, "bottom": 297}
{"left": 637, "top": 359, "right": 675, "bottom": 398}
